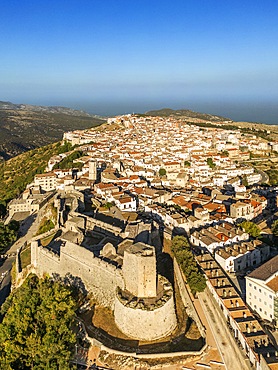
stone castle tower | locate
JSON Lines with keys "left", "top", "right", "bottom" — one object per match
{"left": 114, "top": 242, "right": 177, "bottom": 341}
{"left": 122, "top": 243, "right": 157, "bottom": 298}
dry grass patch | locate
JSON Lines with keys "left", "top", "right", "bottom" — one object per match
{"left": 20, "top": 246, "right": 31, "bottom": 269}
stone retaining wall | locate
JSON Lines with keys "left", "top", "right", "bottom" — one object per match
{"left": 173, "top": 257, "right": 206, "bottom": 338}
{"left": 114, "top": 293, "right": 177, "bottom": 341}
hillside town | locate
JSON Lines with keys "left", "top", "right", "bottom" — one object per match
{"left": 4, "top": 114, "right": 278, "bottom": 370}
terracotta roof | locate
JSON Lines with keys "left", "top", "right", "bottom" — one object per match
{"left": 96, "top": 183, "right": 117, "bottom": 189}
{"left": 172, "top": 195, "right": 188, "bottom": 207}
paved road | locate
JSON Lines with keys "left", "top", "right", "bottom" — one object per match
{"left": 0, "top": 257, "right": 14, "bottom": 306}
{"left": 257, "top": 169, "right": 269, "bottom": 184}
{"left": 198, "top": 290, "right": 252, "bottom": 370}
{"left": 0, "top": 207, "right": 45, "bottom": 307}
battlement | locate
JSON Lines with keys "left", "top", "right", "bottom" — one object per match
{"left": 39, "top": 245, "right": 60, "bottom": 262}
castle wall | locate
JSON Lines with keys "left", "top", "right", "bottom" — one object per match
{"left": 114, "top": 294, "right": 177, "bottom": 341}
{"left": 173, "top": 257, "right": 206, "bottom": 338}
{"left": 32, "top": 244, "right": 61, "bottom": 276}
{"left": 61, "top": 242, "right": 124, "bottom": 307}
{"left": 73, "top": 212, "right": 122, "bottom": 236}
{"left": 31, "top": 240, "right": 124, "bottom": 308}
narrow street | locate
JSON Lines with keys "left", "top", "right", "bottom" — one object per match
{"left": 198, "top": 290, "right": 252, "bottom": 370}
{"left": 0, "top": 205, "right": 46, "bottom": 307}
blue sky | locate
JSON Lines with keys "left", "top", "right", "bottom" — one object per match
{"left": 1, "top": 0, "right": 278, "bottom": 122}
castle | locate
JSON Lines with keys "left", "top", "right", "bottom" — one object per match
{"left": 30, "top": 192, "right": 177, "bottom": 341}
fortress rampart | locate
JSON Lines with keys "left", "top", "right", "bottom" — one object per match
{"left": 30, "top": 237, "right": 178, "bottom": 341}
{"left": 70, "top": 211, "right": 123, "bottom": 235}
{"left": 114, "top": 292, "right": 177, "bottom": 341}
{"left": 31, "top": 240, "right": 124, "bottom": 308}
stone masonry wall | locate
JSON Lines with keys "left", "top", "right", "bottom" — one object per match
{"left": 31, "top": 240, "right": 124, "bottom": 308}
{"left": 122, "top": 247, "right": 157, "bottom": 298}
{"left": 72, "top": 212, "right": 123, "bottom": 236}
{"left": 61, "top": 241, "right": 124, "bottom": 307}
{"left": 173, "top": 257, "right": 206, "bottom": 338}
{"left": 114, "top": 294, "right": 177, "bottom": 341}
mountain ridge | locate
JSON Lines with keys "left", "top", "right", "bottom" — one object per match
{"left": 0, "top": 100, "right": 102, "bottom": 118}
{"left": 0, "top": 101, "right": 105, "bottom": 160}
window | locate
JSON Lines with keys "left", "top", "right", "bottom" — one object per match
{"left": 249, "top": 283, "right": 252, "bottom": 287}
{"left": 264, "top": 301, "right": 267, "bottom": 305}
{"left": 254, "top": 304, "right": 257, "bottom": 309}
{"left": 249, "top": 292, "right": 252, "bottom": 296}
{"left": 269, "top": 295, "right": 273, "bottom": 299}
{"left": 270, "top": 314, "right": 273, "bottom": 319}
{"left": 259, "top": 298, "right": 261, "bottom": 302}
{"left": 254, "top": 286, "right": 257, "bottom": 290}
{"left": 259, "top": 289, "right": 261, "bottom": 293}
{"left": 270, "top": 305, "right": 272, "bottom": 309}
{"left": 259, "top": 308, "right": 262, "bottom": 312}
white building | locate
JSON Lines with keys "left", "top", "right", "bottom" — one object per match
{"left": 230, "top": 201, "right": 254, "bottom": 221}
{"left": 114, "top": 196, "right": 136, "bottom": 212}
{"left": 246, "top": 255, "right": 278, "bottom": 323}
{"left": 34, "top": 173, "right": 57, "bottom": 192}
{"left": 215, "top": 240, "right": 270, "bottom": 273}
{"left": 246, "top": 173, "right": 262, "bottom": 185}
{"left": 190, "top": 223, "right": 249, "bottom": 253}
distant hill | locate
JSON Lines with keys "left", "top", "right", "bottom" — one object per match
{"left": 145, "top": 108, "right": 231, "bottom": 122}
{"left": 0, "top": 101, "right": 101, "bottom": 117}
{"left": 0, "top": 101, "right": 105, "bottom": 160}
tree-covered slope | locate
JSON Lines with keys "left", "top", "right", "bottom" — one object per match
{"left": 0, "top": 274, "right": 77, "bottom": 369}
{"left": 0, "top": 101, "right": 105, "bottom": 160}
{"left": 0, "top": 141, "right": 73, "bottom": 213}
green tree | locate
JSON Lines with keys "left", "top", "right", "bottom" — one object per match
{"left": 207, "top": 158, "right": 216, "bottom": 169}
{"left": 171, "top": 236, "right": 206, "bottom": 295}
{"left": 239, "top": 221, "right": 261, "bottom": 238}
{"left": 241, "top": 175, "right": 248, "bottom": 187}
{"left": 8, "top": 220, "right": 20, "bottom": 232}
{"left": 0, "top": 221, "right": 19, "bottom": 253}
{"left": 159, "top": 168, "right": 166, "bottom": 177}
{"left": 271, "top": 220, "right": 278, "bottom": 237}
{"left": 53, "top": 150, "right": 83, "bottom": 170}
{"left": 184, "top": 161, "right": 191, "bottom": 167}
{"left": 0, "top": 274, "right": 77, "bottom": 369}
{"left": 103, "top": 201, "right": 114, "bottom": 210}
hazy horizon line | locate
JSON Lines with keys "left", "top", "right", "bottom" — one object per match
{"left": 1, "top": 97, "right": 278, "bottom": 126}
